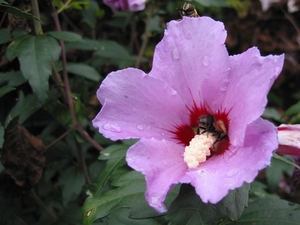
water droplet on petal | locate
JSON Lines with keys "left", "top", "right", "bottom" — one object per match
{"left": 197, "top": 169, "right": 206, "bottom": 176}
{"left": 202, "top": 56, "right": 210, "bottom": 66}
{"left": 136, "top": 124, "right": 144, "bottom": 131}
{"left": 219, "top": 86, "right": 227, "bottom": 92}
{"left": 172, "top": 48, "right": 180, "bottom": 60}
{"left": 171, "top": 89, "right": 177, "bottom": 95}
{"left": 102, "top": 122, "right": 122, "bottom": 133}
{"left": 226, "top": 168, "right": 238, "bottom": 177}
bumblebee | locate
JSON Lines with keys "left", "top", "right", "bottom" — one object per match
{"left": 179, "top": 2, "right": 199, "bottom": 18}
{"left": 198, "top": 114, "right": 227, "bottom": 148}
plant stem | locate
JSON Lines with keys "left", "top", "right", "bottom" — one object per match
{"left": 52, "top": 7, "right": 78, "bottom": 127}
{"left": 45, "top": 128, "right": 73, "bottom": 149}
{"left": 76, "top": 142, "right": 92, "bottom": 184}
{"left": 31, "top": 0, "right": 43, "bottom": 35}
{"left": 29, "top": 189, "right": 58, "bottom": 221}
{"left": 135, "top": 5, "right": 153, "bottom": 68}
{"left": 77, "top": 126, "right": 104, "bottom": 151}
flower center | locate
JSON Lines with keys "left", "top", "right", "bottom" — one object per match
{"left": 184, "top": 133, "right": 216, "bottom": 168}
{"left": 171, "top": 105, "right": 231, "bottom": 167}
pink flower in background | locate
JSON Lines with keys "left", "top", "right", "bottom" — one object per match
{"left": 277, "top": 124, "right": 300, "bottom": 190}
{"left": 103, "top": 0, "right": 146, "bottom": 12}
{"left": 277, "top": 124, "right": 300, "bottom": 156}
{"left": 93, "top": 17, "right": 284, "bottom": 212}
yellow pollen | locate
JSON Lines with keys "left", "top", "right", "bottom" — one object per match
{"left": 184, "top": 134, "right": 216, "bottom": 168}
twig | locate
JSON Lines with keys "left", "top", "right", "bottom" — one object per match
{"left": 77, "top": 126, "right": 104, "bottom": 151}
{"left": 282, "top": 9, "right": 300, "bottom": 38}
{"left": 76, "top": 142, "right": 92, "bottom": 184}
{"left": 135, "top": 5, "right": 153, "bottom": 68}
{"left": 51, "top": 61, "right": 67, "bottom": 103}
{"left": 31, "top": 0, "right": 43, "bottom": 35}
{"left": 51, "top": 4, "right": 104, "bottom": 153}
{"left": 51, "top": 7, "right": 78, "bottom": 126}
{"left": 29, "top": 189, "right": 58, "bottom": 221}
{"left": 45, "top": 128, "right": 73, "bottom": 149}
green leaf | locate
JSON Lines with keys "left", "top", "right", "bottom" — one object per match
{"left": 5, "top": 92, "right": 42, "bottom": 127}
{"left": 0, "top": 86, "right": 15, "bottom": 98}
{"left": 67, "top": 63, "right": 102, "bottom": 81}
{"left": 192, "top": 0, "right": 228, "bottom": 7}
{"left": 283, "top": 101, "right": 300, "bottom": 117}
{"left": 105, "top": 208, "right": 160, "bottom": 225}
{"left": 6, "top": 35, "right": 61, "bottom": 102}
{"left": 0, "top": 1, "right": 8, "bottom": 4}
{"left": 95, "top": 40, "right": 130, "bottom": 59}
{"left": 65, "top": 38, "right": 98, "bottom": 51}
{"left": 0, "top": 123, "right": 4, "bottom": 148}
{"left": 266, "top": 154, "right": 295, "bottom": 191}
{"left": 167, "top": 183, "right": 250, "bottom": 225}
{"left": 0, "top": 4, "right": 42, "bottom": 22}
{"left": 249, "top": 181, "right": 280, "bottom": 201}
{"left": 0, "top": 71, "right": 27, "bottom": 86}
{"left": 263, "top": 107, "right": 282, "bottom": 122}
{"left": 94, "top": 144, "right": 129, "bottom": 196}
{"left": 48, "top": 31, "right": 83, "bottom": 42}
{"left": 221, "top": 199, "right": 300, "bottom": 224}
{"left": 57, "top": 166, "right": 86, "bottom": 206}
{"left": 44, "top": 95, "right": 88, "bottom": 128}
{"left": 82, "top": 171, "right": 158, "bottom": 225}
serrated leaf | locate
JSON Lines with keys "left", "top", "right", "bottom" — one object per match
{"left": 221, "top": 199, "right": 300, "bottom": 225}
{"left": 82, "top": 171, "right": 158, "bottom": 225}
{"left": 167, "top": 183, "right": 249, "bottom": 225}
{"left": 6, "top": 35, "right": 61, "bottom": 102}
{"left": 83, "top": 170, "right": 180, "bottom": 225}
{"left": 94, "top": 144, "right": 129, "bottom": 196}
{"left": 0, "top": 86, "right": 15, "bottom": 98}
{"left": 67, "top": 63, "right": 101, "bottom": 81}
{"left": 0, "top": 4, "right": 42, "bottom": 22}
{"left": 105, "top": 208, "right": 160, "bottom": 225}
{"left": 5, "top": 92, "right": 42, "bottom": 127}
{"left": 0, "top": 71, "right": 27, "bottom": 86}
{"left": 48, "top": 31, "right": 83, "bottom": 42}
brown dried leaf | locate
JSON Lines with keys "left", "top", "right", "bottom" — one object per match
{"left": 0, "top": 125, "right": 46, "bottom": 196}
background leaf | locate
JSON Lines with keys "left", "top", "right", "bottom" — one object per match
{"left": 48, "top": 31, "right": 83, "bottom": 42}
{"left": 0, "top": 86, "right": 15, "bottom": 98}
{"left": 67, "top": 63, "right": 102, "bottom": 81}
{"left": 0, "top": 71, "right": 27, "bottom": 86}
{"left": 5, "top": 92, "right": 42, "bottom": 127}
{"left": 221, "top": 198, "right": 300, "bottom": 224}
{"left": 6, "top": 35, "right": 61, "bottom": 102}
{"left": 167, "top": 183, "right": 250, "bottom": 225}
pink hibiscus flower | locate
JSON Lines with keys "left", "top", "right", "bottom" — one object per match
{"left": 93, "top": 17, "right": 284, "bottom": 213}
{"left": 103, "top": 0, "right": 146, "bottom": 12}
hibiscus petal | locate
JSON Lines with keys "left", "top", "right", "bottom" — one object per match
{"left": 126, "top": 139, "right": 190, "bottom": 213}
{"left": 186, "top": 118, "right": 277, "bottom": 203}
{"left": 223, "top": 47, "right": 284, "bottom": 146}
{"left": 93, "top": 68, "right": 189, "bottom": 141}
{"left": 150, "top": 17, "right": 230, "bottom": 111}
